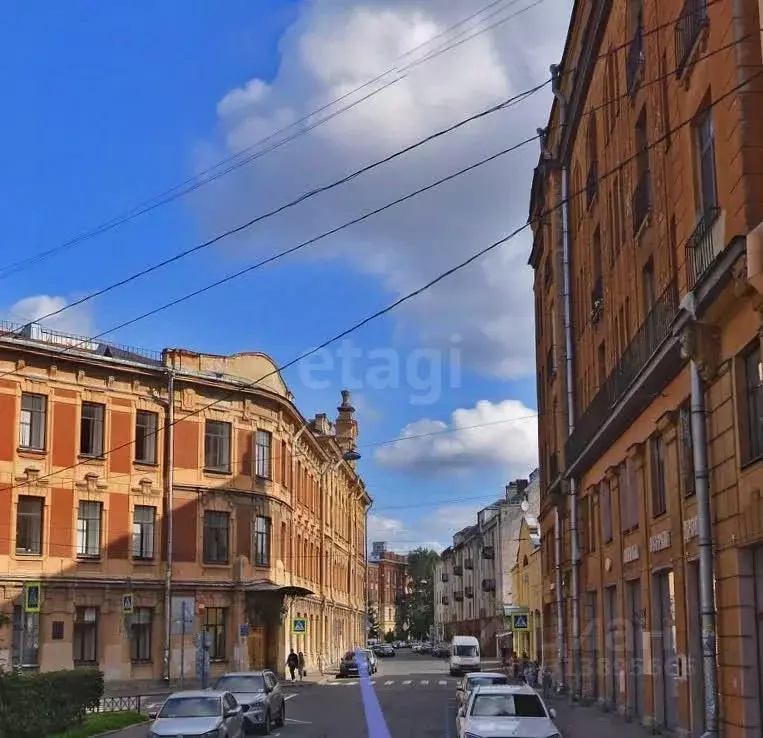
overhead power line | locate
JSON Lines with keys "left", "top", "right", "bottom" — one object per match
{"left": 0, "top": 65, "right": 757, "bottom": 497}
{"left": 1, "top": 82, "right": 548, "bottom": 335}
{"left": 0, "top": 0, "right": 547, "bottom": 281}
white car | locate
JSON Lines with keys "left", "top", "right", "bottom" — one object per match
{"left": 456, "top": 683, "right": 560, "bottom": 738}
{"left": 456, "top": 672, "right": 511, "bottom": 707}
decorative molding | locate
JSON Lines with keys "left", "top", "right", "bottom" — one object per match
{"left": 181, "top": 388, "right": 195, "bottom": 411}
{"left": 731, "top": 254, "right": 755, "bottom": 298}
{"left": 131, "top": 477, "right": 159, "bottom": 497}
{"left": 48, "top": 364, "right": 57, "bottom": 379}
{"left": 15, "top": 465, "right": 47, "bottom": 488}
{"left": 655, "top": 410, "right": 677, "bottom": 439}
{"left": 626, "top": 441, "right": 644, "bottom": 459}
{"left": 106, "top": 376, "right": 115, "bottom": 388}
{"left": 16, "top": 359, "right": 25, "bottom": 372}
{"left": 76, "top": 472, "right": 107, "bottom": 494}
{"left": 604, "top": 465, "right": 618, "bottom": 481}
{"left": 76, "top": 369, "right": 85, "bottom": 384}
{"left": 680, "top": 323, "right": 721, "bottom": 382}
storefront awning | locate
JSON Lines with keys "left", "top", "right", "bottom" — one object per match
{"left": 243, "top": 580, "right": 314, "bottom": 597}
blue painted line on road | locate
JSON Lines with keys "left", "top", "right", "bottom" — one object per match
{"left": 355, "top": 649, "right": 392, "bottom": 738}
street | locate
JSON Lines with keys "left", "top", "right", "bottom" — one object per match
{"left": 115, "top": 649, "right": 654, "bottom": 738}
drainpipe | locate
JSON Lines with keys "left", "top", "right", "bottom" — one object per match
{"left": 551, "top": 62, "right": 580, "bottom": 696}
{"left": 689, "top": 362, "right": 718, "bottom": 738}
{"left": 162, "top": 369, "right": 176, "bottom": 683}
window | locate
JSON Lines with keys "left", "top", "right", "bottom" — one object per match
{"left": 744, "top": 344, "right": 763, "bottom": 463}
{"left": 204, "top": 420, "right": 231, "bottom": 472}
{"left": 130, "top": 608, "right": 152, "bottom": 662}
{"left": 253, "top": 515, "right": 271, "bottom": 567}
{"left": 80, "top": 402, "right": 105, "bottom": 457}
{"left": 76, "top": 501, "right": 102, "bottom": 558}
{"left": 255, "top": 430, "right": 272, "bottom": 479}
{"left": 679, "top": 403, "right": 695, "bottom": 496}
{"left": 19, "top": 393, "right": 47, "bottom": 450}
{"left": 601, "top": 480, "right": 613, "bottom": 544}
{"left": 132, "top": 505, "right": 156, "bottom": 560}
{"left": 661, "top": 53, "right": 671, "bottom": 148}
{"left": 16, "top": 496, "right": 44, "bottom": 554}
{"left": 695, "top": 108, "right": 718, "bottom": 213}
{"left": 203, "top": 607, "right": 227, "bottom": 661}
{"left": 651, "top": 435, "right": 667, "bottom": 516}
{"left": 203, "top": 511, "right": 229, "bottom": 564}
{"left": 73, "top": 606, "right": 98, "bottom": 664}
{"left": 619, "top": 461, "right": 639, "bottom": 532}
{"left": 135, "top": 410, "right": 158, "bottom": 464}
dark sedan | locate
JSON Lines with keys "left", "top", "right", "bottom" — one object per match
{"left": 338, "top": 650, "right": 361, "bottom": 678}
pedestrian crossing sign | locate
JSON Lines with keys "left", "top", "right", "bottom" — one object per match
{"left": 511, "top": 613, "right": 529, "bottom": 631}
{"left": 122, "top": 594, "right": 134, "bottom": 615}
{"left": 292, "top": 617, "right": 307, "bottom": 634}
{"left": 24, "top": 582, "right": 41, "bottom": 613}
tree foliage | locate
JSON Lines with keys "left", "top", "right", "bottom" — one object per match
{"left": 405, "top": 547, "right": 440, "bottom": 639}
{"left": 367, "top": 605, "right": 381, "bottom": 640}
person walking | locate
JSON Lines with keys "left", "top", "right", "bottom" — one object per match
{"left": 297, "top": 651, "right": 306, "bottom": 681}
{"left": 286, "top": 649, "right": 299, "bottom": 681}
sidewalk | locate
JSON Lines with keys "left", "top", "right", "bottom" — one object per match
{"left": 547, "top": 695, "right": 655, "bottom": 738}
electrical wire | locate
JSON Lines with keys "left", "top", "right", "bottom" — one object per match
{"left": 0, "top": 66, "right": 757, "bottom": 498}
{"left": 0, "top": 82, "right": 549, "bottom": 337}
{"left": 0, "top": 0, "right": 547, "bottom": 281}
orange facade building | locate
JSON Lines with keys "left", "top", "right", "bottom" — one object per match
{"left": 0, "top": 321, "right": 370, "bottom": 684}
{"left": 529, "top": 0, "right": 763, "bottom": 735}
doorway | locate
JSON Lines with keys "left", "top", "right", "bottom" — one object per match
{"left": 685, "top": 561, "right": 704, "bottom": 736}
{"left": 625, "top": 579, "right": 644, "bottom": 719}
{"left": 653, "top": 570, "right": 678, "bottom": 729}
{"left": 603, "top": 585, "right": 618, "bottom": 708}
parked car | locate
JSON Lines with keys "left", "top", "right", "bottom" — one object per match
{"left": 148, "top": 690, "right": 244, "bottom": 738}
{"left": 213, "top": 670, "right": 286, "bottom": 735}
{"left": 338, "top": 649, "right": 361, "bottom": 678}
{"left": 374, "top": 643, "right": 395, "bottom": 657}
{"left": 455, "top": 672, "right": 511, "bottom": 707}
{"left": 363, "top": 648, "right": 378, "bottom": 673}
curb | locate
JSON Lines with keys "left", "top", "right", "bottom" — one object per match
{"left": 88, "top": 718, "right": 150, "bottom": 738}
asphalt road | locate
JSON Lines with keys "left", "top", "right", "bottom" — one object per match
{"left": 111, "top": 650, "right": 655, "bottom": 738}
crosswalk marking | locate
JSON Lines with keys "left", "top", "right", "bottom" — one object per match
{"left": 317, "top": 677, "right": 458, "bottom": 688}
{"left": 439, "top": 680, "right": 447, "bottom": 685}
{"left": 421, "top": 680, "right": 429, "bottom": 685}
{"left": 384, "top": 680, "right": 394, "bottom": 685}
{"left": 402, "top": 680, "right": 412, "bottom": 685}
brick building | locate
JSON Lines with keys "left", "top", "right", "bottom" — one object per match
{"left": 0, "top": 321, "right": 370, "bottom": 681}
{"left": 529, "top": 0, "right": 763, "bottom": 735}
{"left": 367, "top": 542, "right": 409, "bottom": 637}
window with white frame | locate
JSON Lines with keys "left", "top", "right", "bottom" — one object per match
{"left": 132, "top": 505, "right": 156, "bottom": 560}
{"left": 130, "top": 607, "right": 152, "bottom": 662}
{"left": 19, "top": 393, "right": 47, "bottom": 450}
{"left": 76, "top": 500, "right": 102, "bottom": 558}
{"left": 73, "top": 606, "right": 98, "bottom": 664}
{"left": 80, "top": 402, "right": 105, "bottom": 457}
{"left": 204, "top": 420, "right": 231, "bottom": 472}
{"left": 135, "top": 410, "right": 158, "bottom": 464}
{"left": 16, "top": 496, "right": 44, "bottom": 555}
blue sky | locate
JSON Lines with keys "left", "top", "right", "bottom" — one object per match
{"left": 1, "top": 1, "right": 572, "bottom": 549}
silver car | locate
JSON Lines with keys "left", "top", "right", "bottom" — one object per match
{"left": 456, "top": 683, "right": 560, "bottom": 738}
{"left": 456, "top": 672, "right": 510, "bottom": 707}
{"left": 214, "top": 670, "right": 286, "bottom": 734}
{"left": 149, "top": 690, "right": 244, "bottom": 738}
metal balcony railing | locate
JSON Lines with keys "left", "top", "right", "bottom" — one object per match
{"left": 626, "top": 25, "right": 645, "bottom": 95}
{"left": 675, "top": 0, "right": 709, "bottom": 78}
{"left": 632, "top": 170, "right": 651, "bottom": 236}
{"left": 586, "top": 160, "right": 598, "bottom": 208}
{"left": 686, "top": 206, "right": 721, "bottom": 289}
{"left": 566, "top": 278, "right": 679, "bottom": 463}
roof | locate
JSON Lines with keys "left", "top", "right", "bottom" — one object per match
{"left": 217, "top": 671, "right": 272, "bottom": 677}
{"left": 166, "top": 690, "right": 225, "bottom": 698}
{"left": 465, "top": 672, "right": 507, "bottom": 680}
{"left": 469, "top": 683, "right": 537, "bottom": 696}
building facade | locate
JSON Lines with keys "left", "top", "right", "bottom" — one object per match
{"left": 0, "top": 321, "right": 370, "bottom": 682}
{"left": 434, "top": 475, "right": 539, "bottom": 656}
{"left": 529, "top": 0, "right": 763, "bottom": 735}
{"left": 367, "top": 542, "right": 408, "bottom": 637}
{"left": 510, "top": 514, "right": 543, "bottom": 664}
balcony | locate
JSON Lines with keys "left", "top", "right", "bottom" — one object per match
{"left": 547, "top": 344, "right": 556, "bottom": 378}
{"left": 441, "top": 596, "right": 449, "bottom": 605}
{"left": 590, "top": 276, "right": 603, "bottom": 325}
{"left": 481, "top": 578, "right": 496, "bottom": 592}
{"left": 632, "top": 171, "right": 651, "bottom": 236}
{"left": 454, "top": 591, "right": 464, "bottom": 602}
{"left": 453, "top": 565, "right": 464, "bottom": 576}
{"left": 441, "top": 572, "right": 449, "bottom": 583}
{"left": 626, "top": 25, "right": 645, "bottom": 96}
{"left": 675, "top": 0, "right": 709, "bottom": 79}
{"left": 482, "top": 545, "right": 495, "bottom": 560}
{"left": 566, "top": 277, "right": 679, "bottom": 465}
{"left": 686, "top": 207, "right": 722, "bottom": 290}
{"left": 465, "top": 586, "right": 474, "bottom": 599}
{"left": 586, "top": 160, "right": 598, "bottom": 209}
{"left": 464, "top": 559, "right": 474, "bottom": 570}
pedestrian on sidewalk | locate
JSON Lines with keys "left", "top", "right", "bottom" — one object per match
{"left": 286, "top": 649, "right": 299, "bottom": 681}
{"left": 541, "top": 664, "right": 553, "bottom": 699}
{"left": 297, "top": 651, "right": 306, "bottom": 681}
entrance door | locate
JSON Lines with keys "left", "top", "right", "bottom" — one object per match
{"left": 686, "top": 561, "right": 704, "bottom": 737}
{"left": 247, "top": 627, "right": 267, "bottom": 670}
{"left": 584, "top": 591, "right": 599, "bottom": 701}
{"left": 654, "top": 571, "right": 678, "bottom": 729}
{"left": 625, "top": 579, "right": 644, "bottom": 718}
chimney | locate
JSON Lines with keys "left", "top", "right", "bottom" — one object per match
{"left": 313, "top": 413, "right": 331, "bottom": 435}
{"left": 335, "top": 389, "right": 358, "bottom": 453}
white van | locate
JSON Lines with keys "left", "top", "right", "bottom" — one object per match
{"left": 449, "top": 635, "right": 481, "bottom": 676}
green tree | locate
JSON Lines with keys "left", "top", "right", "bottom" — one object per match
{"left": 406, "top": 547, "right": 440, "bottom": 639}
{"left": 367, "top": 605, "right": 381, "bottom": 640}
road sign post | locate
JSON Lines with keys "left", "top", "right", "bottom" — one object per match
{"left": 291, "top": 617, "right": 307, "bottom": 635}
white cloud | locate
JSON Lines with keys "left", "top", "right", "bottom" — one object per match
{"left": 374, "top": 398, "right": 537, "bottom": 475}
{"left": 196, "top": 0, "right": 574, "bottom": 379}
{"left": 5, "top": 295, "right": 94, "bottom": 337}
{"left": 368, "top": 502, "right": 484, "bottom": 553}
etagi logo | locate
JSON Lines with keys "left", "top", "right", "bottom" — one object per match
{"left": 298, "top": 336, "right": 463, "bottom": 405}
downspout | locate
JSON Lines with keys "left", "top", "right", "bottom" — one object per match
{"left": 162, "top": 369, "right": 176, "bottom": 683}
{"left": 551, "top": 62, "right": 580, "bottom": 696}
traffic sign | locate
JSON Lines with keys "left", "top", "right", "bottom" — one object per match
{"left": 512, "top": 613, "right": 529, "bottom": 631}
{"left": 291, "top": 617, "right": 307, "bottom": 634}
{"left": 122, "top": 593, "right": 134, "bottom": 615}
{"left": 24, "top": 582, "right": 41, "bottom": 613}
